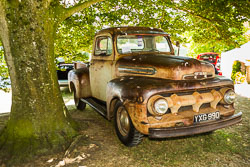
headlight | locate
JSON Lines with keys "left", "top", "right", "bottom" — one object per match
{"left": 154, "top": 98, "right": 169, "bottom": 115}
{"left": 224, "top": 89, "right": 236, "bottom": 104}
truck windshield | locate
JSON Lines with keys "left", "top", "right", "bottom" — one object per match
{"left": 117, "top": 35, "right": 171, "bottom": 54}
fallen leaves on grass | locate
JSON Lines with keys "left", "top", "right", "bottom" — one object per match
{"left": 55, "top": 153, "right": 89, "bottom": 167}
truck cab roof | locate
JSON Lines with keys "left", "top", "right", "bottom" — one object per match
{"left": 96, "top": 27, "right": 169, "bottom": 36}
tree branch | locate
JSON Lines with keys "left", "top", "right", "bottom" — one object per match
{"left": 59, "top": 0, "right": 105, "bottom": 22}
{"left": 0, "top": 0, "right": 18, "bottom": 87}
{"left": 0, "top": 0, "right": 8, "bottom": 45}
{"left": 173, "top": 6, "right": 220, "bottom": 34}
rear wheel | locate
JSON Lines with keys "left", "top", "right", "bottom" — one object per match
{"left": 114, "top": 101, "right": 143, "bottom": 146}
{"left": 72, "top": 85, "right": 86, "bottom": 110}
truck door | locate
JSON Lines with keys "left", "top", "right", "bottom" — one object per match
{"left": 89, "top": 34, "right": 115, "bottom": 101}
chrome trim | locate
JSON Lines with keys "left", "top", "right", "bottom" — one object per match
{"left": 118, "top": 66, "right": 157, "bottom": 75}
{"left": 183, "top": 72, "right": 213, "bottom": 80}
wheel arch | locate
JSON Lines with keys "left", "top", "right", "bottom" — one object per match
{"left": 68, "top": 68, "right": 91, "bottom": 99}
{"left": 107, "top": 97, "right": 120, "bottom": 120}
{"left": 106, "top": 77, "right": 150, "bottom": 134}
{"left": 69, "top": 81, "right": 75, "bottom": 92}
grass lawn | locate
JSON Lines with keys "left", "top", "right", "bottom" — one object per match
{"left": 1, "top": 88, "right": 248, "bottom": 166}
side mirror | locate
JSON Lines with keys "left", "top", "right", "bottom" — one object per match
{"left": 176, "top": 41, "right": 180, "bottom": 56}
{"left": 176, "top": 41, "right": 180, "bottom": 47}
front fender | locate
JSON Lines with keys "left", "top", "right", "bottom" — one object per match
{"left": 106, "top": 77, "right": 149, "bottom": 134}
{"left": 106, "top": 76, "right": 146, "bottom": 118}
{"left": 106, "top": 76, "right": 234, "bottom": 134}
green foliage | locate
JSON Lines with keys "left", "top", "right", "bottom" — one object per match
{"left": 186, "top": 25, "right": 249, "bottom": 58}
{"left": 231, "top": 61, "right": 245, "bottom": 83}
{"left": 0, "top": 41, "right": 10, "bottom": 91}
{"left": 235, "top": 72, "right": 246, "bottom": 83}
{"left": 55, "top": 0, "right": 249, "bottom": 61}
{"left": 55, "top": 0, "right": 190, "bottom": 59}
{"left": 55, "top": 18, "right": 94, "bottom": 63}
{"left": 178, "top": 0, "right": 248, "bottom": 42}
{"left": 2, "top": 0, "right": 250, "bottom": 86}
{"left": 170, "top": 0, "right": 249, "bottom": 57}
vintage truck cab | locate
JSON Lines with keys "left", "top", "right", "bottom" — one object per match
{"left": 68, "top": 27, "right": 242, "bottom": 146}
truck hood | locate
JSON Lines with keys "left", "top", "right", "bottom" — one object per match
{"left": 116, "top": 54, "right": 215, "bottom": 80}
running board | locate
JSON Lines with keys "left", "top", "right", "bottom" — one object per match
{"left": 80, "top": 98, "right": 107, "bottom": 118}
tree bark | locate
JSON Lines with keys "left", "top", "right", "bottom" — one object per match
{"left": 0, "top": 0, "right": 78, "bottom": 161}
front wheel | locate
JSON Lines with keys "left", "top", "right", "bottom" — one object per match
{"left": 72, "top": 85, "right": 86, "bottom": 110}
{"left": 114, "top": 101, "right": 143, "bottom": 146}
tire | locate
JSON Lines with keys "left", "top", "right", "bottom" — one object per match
{"left": 114, "top": 101, "right": 143, "bottom": 147}
{"left": 72, "top": 85, "right": 86, "bottom": 110}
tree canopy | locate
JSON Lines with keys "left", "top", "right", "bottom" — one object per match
{"left": 1, "top": 0, "right": 249, "bottom": 88}
{"left": 55, "top": 0, "right": 250, "bottom": 63}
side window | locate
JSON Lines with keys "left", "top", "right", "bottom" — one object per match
{"left": 155, "top": 36, "right": 171, "bottom": 52}
{"left": 95, "top": 36, "right": 112, "bottom": 56}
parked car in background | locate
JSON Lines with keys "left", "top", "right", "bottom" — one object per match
{"left": 197, "top": 52, "right": 222, "bottom": 75}
{"left": 56, "top": 58, "right": 74, "bottom": 87}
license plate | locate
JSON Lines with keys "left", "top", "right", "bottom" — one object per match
{"left": 194, "top": 111, "right": 220, "bottom": 123}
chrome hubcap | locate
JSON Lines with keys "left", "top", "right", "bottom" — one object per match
{"left": 117, "top": 106, "right": 130, "bottom": 136}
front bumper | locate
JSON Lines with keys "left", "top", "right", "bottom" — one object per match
{"left": 149, "top": 112, "right": 242, "bottom": 138}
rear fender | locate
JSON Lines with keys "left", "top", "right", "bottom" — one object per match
{"left": 68, "top": 68, "right": 91, "bottom": 98}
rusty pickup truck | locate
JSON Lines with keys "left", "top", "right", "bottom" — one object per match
{"left": 68, "top": 27, "right": 242, "bottom": 146}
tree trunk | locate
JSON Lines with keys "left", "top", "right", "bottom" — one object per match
{"left": 0, "top": 1, "right": 77, "bottom": 161}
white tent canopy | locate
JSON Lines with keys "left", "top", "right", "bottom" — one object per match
{"left": 221, "top": 42, "right": 250, "bottom": 79}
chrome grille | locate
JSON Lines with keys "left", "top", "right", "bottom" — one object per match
{"left": 183, "top": 72, "right": 213, "bottom": 80}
